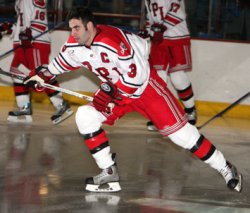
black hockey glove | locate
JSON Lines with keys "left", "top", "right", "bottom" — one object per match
{"left": 138, "top": 29, "right": 150, "bottom": 39}
{"left": 19, "top": 27, "right": 33, "bottom": 48}
{"left": 151, "top": 23, "right": 167, "bottom": 43}
{"left": 0, "top": 22, "right": 13, "bottom": 40}
{"left": 0, "top": 22, "right": 13, "bottom": 34}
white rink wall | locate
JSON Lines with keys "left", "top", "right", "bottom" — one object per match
{"left": 0, "top": 31, "right": 249, "bottom": 105}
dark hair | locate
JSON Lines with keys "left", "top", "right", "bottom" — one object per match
{"left": 67, "top": 7, "right": 96, "bottom": 27}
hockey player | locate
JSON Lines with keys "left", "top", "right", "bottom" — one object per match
{"left": 8, "top": 0, "right": 73, "bottom": 124}
{"left": 24, "top": 7, "right": 242, "bottom": 193}
{"left": 139, "top": 0, "right": 197, "bottom": 130}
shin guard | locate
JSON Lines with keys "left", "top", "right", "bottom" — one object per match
{"left": 83, "top": 128, "right": 113, "bottom": 169}
{"left": 189, "top": 135, "right": 216, "bottom": 161}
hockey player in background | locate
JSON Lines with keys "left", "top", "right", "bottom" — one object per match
{"left": 24, "top": 7, "right": 242, "bottom": 193}
{"left": 8, "top": 0, "right": 73, "bottom": 124}
{"left": 139, "top": 0, "right": 197, "bottom": 130}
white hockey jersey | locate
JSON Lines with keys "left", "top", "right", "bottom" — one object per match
{"left": 144, "top": 0, "right": 190, "bottom": 40}
{"left": 13, "top": 0, "right": 50, "bottom": 45}
{"left": 48, "top": 25, "right": 150, "bottom": 98}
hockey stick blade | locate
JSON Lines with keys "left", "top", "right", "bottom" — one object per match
{"left": 197, "top": 91, "right": 250, "bottom": 129}
{"left": 0, "top": 68, "right": 26, "bottom": 80}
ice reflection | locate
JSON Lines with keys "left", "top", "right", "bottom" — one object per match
{"left": 84, "top": 193, "right": 121, "bottom": 213}
{"left": 1, "top": 133, "right": 62, "bottom": 213}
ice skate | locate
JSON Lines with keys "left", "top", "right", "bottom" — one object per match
{"left": 7, "top": 103, "right": 32, "bottom": 123}
{"left": 185, "top": 108, "right": 197, "bottom": 125}
{"left": 146, "top": 121, "right": 157, "bottom": 131}
{"left": 219, "top": 161, "right": 242, "bottom": 192}
{"left": 51, "top": 100, "right": 73, "bottom": 125}
{"left": 85, "top": 164, "right": 121, "bottom": 192}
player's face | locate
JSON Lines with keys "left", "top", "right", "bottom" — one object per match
{"left": 69, "top": 18, "right": 92, "bottom": 45}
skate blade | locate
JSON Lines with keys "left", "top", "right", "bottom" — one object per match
{"left": 52, "top": 109, "right": 74, "bottom": 125}
{"left": 7, "top": 115, "right": 32, "bottom": 123}
{"left": 85, "top": 182, "right": 121, "bottom": 192}
{"left": 234, "top": 174, "right": 243, "bottom": 192}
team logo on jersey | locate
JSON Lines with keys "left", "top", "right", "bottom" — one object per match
{"left": 120, "top": 42, "right": 127, "bottom": 55}
{"left": 100, "top": 83, "right": 111, "bottom": 93}
{"left": 68, "top": 50, "right": 74, "bottom": 56}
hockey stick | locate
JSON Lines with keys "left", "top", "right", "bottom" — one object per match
{"left": 39, "top": 82, "right": 94, "bottom": 102}
{"left": 35, "top": 82, "right": 118, "bottom": 109}
{"left": 197, "top": 91, "right": 250, "bottom": 129}
{"left": 0, "top": 67, "right": 26, "bottom": 81}
{"left": 0, "top": 21, "right": 67, "bottom": 59}
{"left": 0, "top": 68, "right": 94, "bottom": 102}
